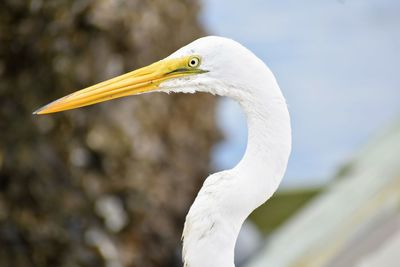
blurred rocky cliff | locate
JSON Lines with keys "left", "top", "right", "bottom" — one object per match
{"left": 0, "top": 1, "right": 218, "bottom": 266}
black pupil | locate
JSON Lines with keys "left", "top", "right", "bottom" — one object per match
{"left": 190, "top": 59, "right": 196, "bottom": 66}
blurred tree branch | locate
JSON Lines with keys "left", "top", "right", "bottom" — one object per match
{"left": 0, "top": 1, "right": 219, "bottom": 266}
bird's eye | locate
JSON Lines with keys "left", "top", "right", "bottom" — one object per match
{"left": 188, "top": 56, "right": 200, "bottom": 68}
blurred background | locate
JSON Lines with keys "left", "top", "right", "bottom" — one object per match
{"left": 0, "top": 1, "right": 399, "bottom": 267}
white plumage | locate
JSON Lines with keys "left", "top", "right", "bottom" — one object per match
{"left": 35, "top": 36, "right": 292, "bottom": 267}
{"left": 167, "top": 37, "right": 292, "bottom": 267}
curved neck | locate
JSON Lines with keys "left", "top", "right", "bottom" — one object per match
{"left": 182, "top": 85, "right": 291, "bottom": 267}
{"left": 236, "top": 91, "right": 292, "bottom": 205}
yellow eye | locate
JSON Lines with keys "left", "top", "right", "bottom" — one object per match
{"left": 188, "top": 56, "right": 200, "bottom": 68}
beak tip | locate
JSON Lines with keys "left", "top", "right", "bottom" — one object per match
{"left": 32, "top": 106, "right": 47, "bottom": 115}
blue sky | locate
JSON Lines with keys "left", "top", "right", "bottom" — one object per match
{"left": 201, "top": 0, "right": 400, "bottom": 187}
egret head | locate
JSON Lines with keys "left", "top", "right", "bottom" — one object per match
{"left": 34, "top": 36, "right": 273, "bottom": 115}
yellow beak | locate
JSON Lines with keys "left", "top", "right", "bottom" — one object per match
{"left": 33, "top": 55, "right": 205, "bottom": 115}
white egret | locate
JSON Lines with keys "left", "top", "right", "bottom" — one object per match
{"left": 34, "top": 36, "right": 291, "bottom": 267}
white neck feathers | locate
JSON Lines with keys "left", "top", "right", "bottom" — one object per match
{"left": 182, "top": 81, "right": 291, "bottom": 267}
